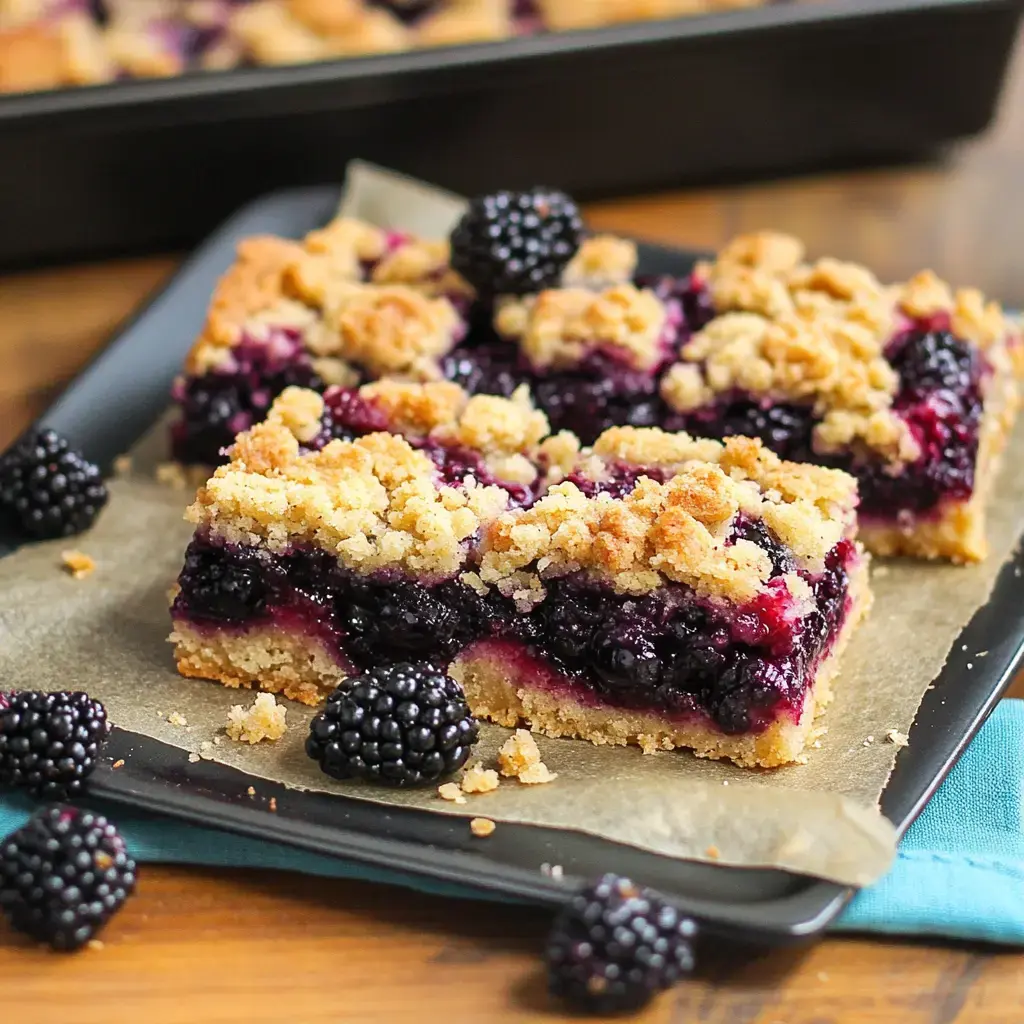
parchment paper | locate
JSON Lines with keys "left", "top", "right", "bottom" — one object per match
{"left": 1, "top": 163, "right": 1022, "bottom": 888}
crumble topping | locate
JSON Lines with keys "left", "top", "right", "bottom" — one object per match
{"left": 226, "top": 692, "right": 288, "bottom": 744}
{"left": 417, "top": 0, "right": 512, "bottom": 47}
{"left": 479, "top": 430, "right": 856, "bottom": 600}
{"left": 495, "top": 284, "right": 669, "bottom": 372}
{"left": 187, "top": 398, "right": 510, "bottom": 577}
{"left": 470, "top": 817, "right": 496, "bottom": 837}
{"left": 185, "top": 236, "right": 306, "bottom": 374}
{"left": 60, "top": 549, "right": 95, "bottom": 579}
{"left": 370, "top": 238, "right": 473, "bottom": 298}
{"left": 518, "top": 762, "right": 558, "bottom": 784}
{"left": 359, "top": 379, "right": 468, "bottom": 436}
{"left": 307, "top": 283, "right": 461, "bottom": 378}
{"left": 440, "top": 385, "right": 550, "bottom": 457}
{"left": 284, "top": 217, "right": 388, "bottom": 308}
{"left": 561, "top": 236, "right": 639, "bottom": 289}
{"left": 663, "top": 310, "right": 919, "bottom": 465}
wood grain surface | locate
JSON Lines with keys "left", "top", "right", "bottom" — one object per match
{"left": 2, "top": 34, "right": 1024, "bottom": 1024}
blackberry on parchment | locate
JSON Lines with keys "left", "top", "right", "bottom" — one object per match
{"left": 546, "top": 874, "right": 698, "bottom": 1014}
{"left": 0, "top": 805, "right": 137, "bottom": 951}
{"left": 306, "top": 663, "right": 478, "bottom": 787}
{"left": 0, "top": 429, "right": 108, "bottom": 540}
{"left": 450, "top": 189, "right": 584, "bottom": 297}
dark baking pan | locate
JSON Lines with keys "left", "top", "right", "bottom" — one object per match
{"left": 1, "top": 0, "right": 1022, "bottom": 269}
{"left": 3, "top": 185, "right": 1024, "bottom": 944}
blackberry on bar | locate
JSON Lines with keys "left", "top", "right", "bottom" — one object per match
{"left": 0, "top": 805, "right": 137, "bottom": 951}
{"left": 450, "top": 188, "right": 584, "bottom": 296}
{"left": 306, "top": 663, "right": 479, "bottom": 786}
{"left": 0, "top": 691, "right": 112, "bottom": 800}
{"left": 0, "top": 428, "right": 108, "bottom": 540}
{"left": 546, "top": 874, "right": 698, "bottom": 1014}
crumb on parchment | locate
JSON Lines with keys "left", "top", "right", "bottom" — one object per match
{"left": 886, "top": 729, "right": 910, "bottom": 749}
{"left": 438, "top": 782, "right": 467, "bottom": 804}
{"left": 112, "top": 454, "right": 133, "bottom": 477}
{"left": 705, "top": 845, "right": 720, "bottom": 860}
{"left": 518, "top": 762, "right": 558, "bottom": 785}
{"left": 470, "top": 818, "right": 495, "bottom": 838}
{"left": 167, "top": 712, "right": 188, "bottom": 727}
{"left": 60, "top": 550, "right": 95, "bottom": 578}
{"left": 187, "top": 752, "right": 200, "bottom": 763}
{"left": 226, "top": 692, "right": 287, "bottom": 744}
{"left": 497, "top": 728, "right": 557, "bottom": 784}
{"left": 461, "top": 764, "right": 499, "bottom": 794}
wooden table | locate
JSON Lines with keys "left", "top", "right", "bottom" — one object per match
{"left": 3, "top": 35, "right": 1024, "bottom": 1023}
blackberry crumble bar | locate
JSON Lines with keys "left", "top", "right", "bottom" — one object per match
{"left": 169, "top": 384, "right": 870, "bottom": 767}
{"left": 169, "top": 195, "right": 1020, "bottom": 563}
{"left": 0, "top": 0, "right": 774, "bottom": 96}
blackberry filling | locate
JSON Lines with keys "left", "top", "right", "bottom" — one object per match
{"left": 172, "top": 533, "right": 854, "bottom": 735}
{"left": 171, "top": 332, "right": 324, "bottom": 465}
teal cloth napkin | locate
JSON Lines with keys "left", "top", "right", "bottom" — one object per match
{"left": 2, "top": 700, "right": 1023, "bottom": 944}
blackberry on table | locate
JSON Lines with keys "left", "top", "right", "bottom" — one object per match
{"left": 546, "top": 874, "right": 698, "bottom": 1015}
{"left": 450, "top": 188, "right": 584, "bottom": 296}
{"left": 306, "top": 663, "right": 479, "bottom": 786}
{"left": 0, "top": 429, "right": 108, "bottom": 540}
{"left": 0, "top": 805, "right": 137, "bottom": 951}
{"left": 0, "top": 691, "right": 111, "bottom": 800}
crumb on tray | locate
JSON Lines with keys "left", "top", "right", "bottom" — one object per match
{"left": 470, "top": 817, "right": 495, "bottom": 838}
{"left": 226, "top": 692, "right": 287, "bottom": 744}
{"left": 60, "top": 549, "right": 96, "bottom": 578}
{"left": 438, "top": 782, "right": 467, "bottom": 804}
{"left": 156, "top": 462, "right": 191, "bottom": 489}
{"left": 497, "top": 728, "right": 556, "bottom": 784}
{"left": 461, "top": 764, "right": 499, "bottom": 794}
{"left": 517, "top": 762, "right": 558, "bottom": 785}
{"left": 268, "top": 797, "right": 277, "bottom": 813}
{"left": 112, "top": 759, "right": 125, "bottom": 770}
{"left": 247, "top": 786, "right": 256, "bottom": 797}
{"left": 112, "top": 454, "right": 133, "bottom": 477}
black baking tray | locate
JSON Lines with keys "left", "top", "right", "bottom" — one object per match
{"left": 4, "top": 185, "right": 1024, "bottom": 945}
{"left": 2, "top": 0, "right": 1022, "bottom": 269}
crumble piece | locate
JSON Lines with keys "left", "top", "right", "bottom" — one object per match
{"left": 438, "top": 782, "right": 467, "bottom": 804}
{"left": 497, "top": 728, "right": 541, "bottom": 777}
{"left": 187, "top": 752, "right": 200, "bottom": 763}
{"left": 269, "top": 797, "right": 278, "bottom": 812}
{"left": 517, "top": 762, "right": 558, "bottom": 785}
{"left": 247, "top": 786, "right": 257, "bottom": 797}
{"left": 167, "top": 712, "right": 188, "bottom": 727}
{"left": 112, "top": 454, "right": 133, "bottom": 477}
{"left": 60, "top": 549, "right": 95, "bottom": 579}
{"left": 705, "top": 845, "right": 721, "bottom": 860}
{"left": 886, "top": 729, "right": 910, "bottom": 749}
{"left": 470, "top": 817, "right": 496, "bottom": 837}
{"left": 226, "top": 692, "right": 288, "bottom": 744}
{"left": 461, "top": 763, "right": 499, "bottom": 794}
{"left": 111, "top": 759, "right": 125, "bottom": 770}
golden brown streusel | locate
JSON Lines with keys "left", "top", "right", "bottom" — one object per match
{"left": 60, "top": 550, "right": 95, "bottom": 579}
{"left": 188, "top": 404, "right": 510, "bottom": 578}
{"left": 284, "top": 217, "right": 388, "bottom": 308}
{"left": 185, "top": 236, "right": 306, "bottom": 375}
{"left": 416, "top": 0, "right": 513, "bottom": 47}
{"left": 370, "top": 238, "right": 473, "bottom": 298}
{"left": 470, "top": 817, "right": 496, "bottom": 837}
{"left": 308, "top": 283, "right": 461, "bottom": 378}
{"left": 561, "top": 236, "right": 638, "bottom": 289}
{"left": 225, "top": 692, "right": 288, "bottom": 744}
{"left": 495, "top": 284, "right": 669, "bottom": 372}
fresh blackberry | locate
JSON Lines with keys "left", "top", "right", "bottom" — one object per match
{"left": 546, "top": 874, "right": 697, "bottom": 1014}
{"left": 0, "top": 691, "right": 112, "bottom": 800}
{"left": 0, "top": 805, "right": 137, "bottom": 951}
{"left": 0, "top": 429, "right": 108, "bottom": 540}
{"left": 306, "top": 663, "right": 478, "bottom": 786}
{"left": 450, "top": 189, "right": 584, "bottom": 296}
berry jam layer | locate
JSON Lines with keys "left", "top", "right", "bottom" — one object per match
{"left": 170, "top": 533, "right": 866, "bottom": 765}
